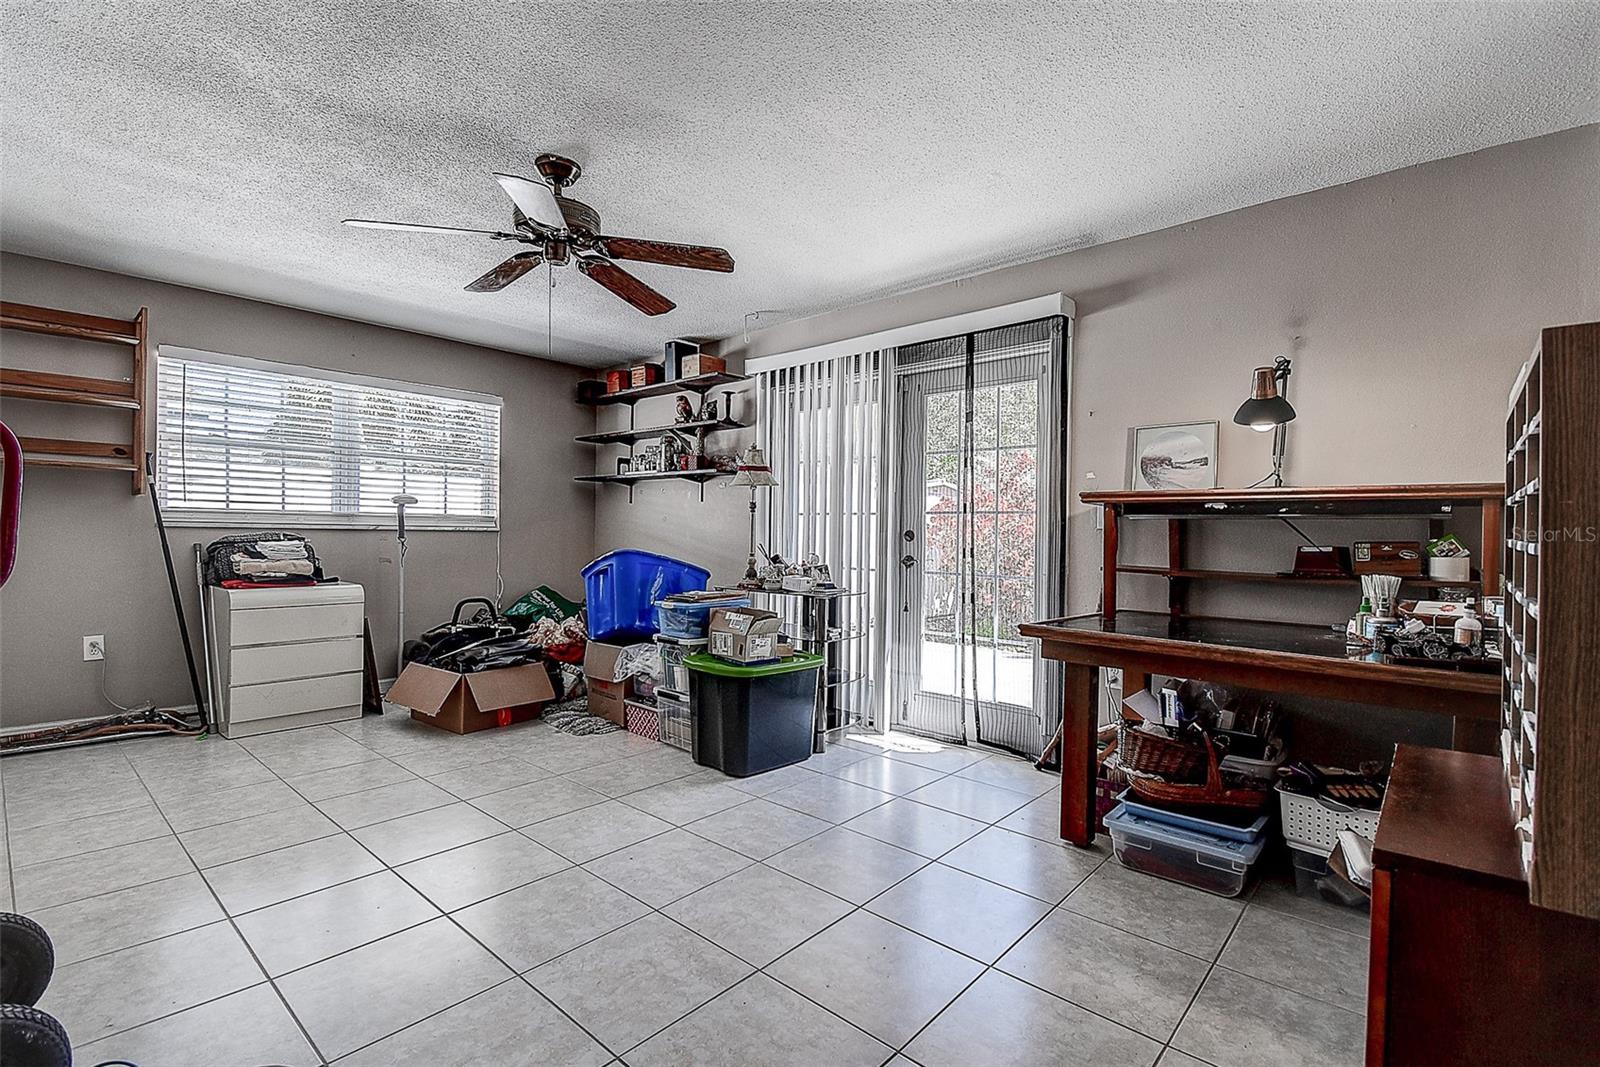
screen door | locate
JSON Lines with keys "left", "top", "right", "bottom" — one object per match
{"left": 891, "top": 342, "right": 1051, "bottom": 754}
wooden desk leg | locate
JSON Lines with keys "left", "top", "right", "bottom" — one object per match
{"left": 1452, "top": 716, "right": 1497, "bottom": 756}
{"left": 1059, "top": 661, "right": 1097, "bottom": 846}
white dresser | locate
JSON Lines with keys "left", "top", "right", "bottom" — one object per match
{"left": 206, "top": 583, "right": 365, "bottom": 737}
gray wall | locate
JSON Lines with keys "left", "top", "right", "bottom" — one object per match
{"left": 597, "top": 126, "right": 1599, "bottom": 613}
{"left": 0, "top": 254, "right": 595, "bottom": 728}
{"left": 592, "top": 126, "right": 1598, "bottom": 759}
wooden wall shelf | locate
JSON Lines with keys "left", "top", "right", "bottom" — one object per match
{"left": 0, "top": 301, "right": 148, "bottom": 493}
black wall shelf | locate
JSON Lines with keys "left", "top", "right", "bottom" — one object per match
{"left": 574, "top": 416, "right": 744, "bottom": 447}
{"left": 580, "top": 372, "right": 748, "bottom": 406}
{"left": 574, "top": 467, "right": 733, "bottom": 503}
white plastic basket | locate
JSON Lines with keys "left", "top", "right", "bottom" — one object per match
{"left": 1276, "top": 783, "right": 1382, "bottom": 855}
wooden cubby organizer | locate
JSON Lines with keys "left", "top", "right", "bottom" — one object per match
{"left": 0, "top": 301, "right": 149, "bottom": 493}
{"left": 1501, "top": 320, "right": 1600, "bottom": 921}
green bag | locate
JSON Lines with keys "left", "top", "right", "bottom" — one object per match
{"left": 505, "top": 585, "right": 584, "bottom": 623}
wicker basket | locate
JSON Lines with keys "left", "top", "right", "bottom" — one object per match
{"left": 1127, "top": 733, "right": 1273, "bottom": 812}
{"left": 1118, "top": 720, "right": 1208, "bottom": 783}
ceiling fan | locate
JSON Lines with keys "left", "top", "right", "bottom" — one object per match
{"left": 343, "top": 153, "right": 734, "bottom": 316}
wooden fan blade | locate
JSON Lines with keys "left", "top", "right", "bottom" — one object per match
{"left": 344, "top": 218, "right": 503, "bottom": 236}
{"left": 598, "top": 236, "right": 735, "bottom": 273}
{"left": 465, "top": 252, "right": 543, "bottom": 293}
{"left": 578, "top": 259, "right": 676, "bottom": 316}
{"left": 492, "top": 173, "right": 565, "bottom": 230}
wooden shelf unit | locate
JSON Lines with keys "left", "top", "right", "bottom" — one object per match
{"left": 1083, "top": 483, "right": 1504, "bottom": 622}
{"left": 1500, "top": 321, "right": 1600, "bottom": 921}
{"left": 0, "top": 301, "right": 149, "bottom": 493}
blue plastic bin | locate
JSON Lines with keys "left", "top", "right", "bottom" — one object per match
{"left": 655, "top": 594, "right": 751, "bottom": 640}
{"left": 583, "top": 550, "right": 711, "bottom": 643}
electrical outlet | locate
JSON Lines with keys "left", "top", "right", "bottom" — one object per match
{"left": 83, "top": 635, "right": 105, "bottom": 662}
{"left": 1102, "top": 666, "right": 1123, "bottom": 690}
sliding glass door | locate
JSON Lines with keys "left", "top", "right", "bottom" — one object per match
{"left": 891, "top": 323, "right": 1061, "bottom": 756}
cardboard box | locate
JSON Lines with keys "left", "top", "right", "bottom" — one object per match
{"left": 708, "top": 607, "right": 782, "bottom": 663}
{"left": 386, "top": 661, "right": 555, "bottom": 734}
{"left": 680, "top": 354, "right": 726, "bottom": 378}
{"left": 583, "top": 641, "right": 633, "bottom": 725}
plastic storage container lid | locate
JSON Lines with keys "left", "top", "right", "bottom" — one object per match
{"left": 1104, "top": 804, "right": 1267, "bottom": 865}
{"left": 1114, "top": 789, "right": 1269, "bottom": 843}
{"left": 684, "top": 651, "right": 825, "bottom": 678}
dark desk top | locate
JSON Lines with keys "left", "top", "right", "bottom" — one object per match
{"left": 1372, "top": 745, "right": 1524, "bottom": 887}
{"left": 1019, "top": 611, "right": 1500, "bottom": 697}
{"left": 1080, "top": 482, "right": 1502, "bottom": 518}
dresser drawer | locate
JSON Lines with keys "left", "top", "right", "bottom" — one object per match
{"left": 229, "top": 603, "right": 363, "bottom": 647}
{"left": 226, "top": 672, "right": 362, "bottom": 723}
{"left": 230, "top": 637, "right": 362, "bottom": 686}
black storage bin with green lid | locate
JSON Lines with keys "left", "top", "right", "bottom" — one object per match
{"left": 685, "top": 652, "right": 824, "bottom": 777}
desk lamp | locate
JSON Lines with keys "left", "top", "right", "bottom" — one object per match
{"left": 1233, "top": 356, "right": 1296, "bottom": 487}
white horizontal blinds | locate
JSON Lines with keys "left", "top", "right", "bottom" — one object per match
{"left": 156, "top": 353, "right": 500, "bottom": 528}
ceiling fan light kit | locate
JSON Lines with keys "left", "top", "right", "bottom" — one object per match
{"left": 343, "top": 153, "right": 734, "bottom": 316}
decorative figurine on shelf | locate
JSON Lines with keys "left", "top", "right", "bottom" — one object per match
{"left": 675, "top": 395, "right": 695, "bottom": 423}
{"left": 698, "top": 397, "right": 719, "bottom": 423}
{"left": 661, "top": 434, "right": 681, "bottom": 472}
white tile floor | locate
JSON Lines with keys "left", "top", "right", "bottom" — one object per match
{"left": 0, "top": 714, "right": 1368, "bottom": 1066}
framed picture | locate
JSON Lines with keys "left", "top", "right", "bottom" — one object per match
{"left": 1128, "top": 421, "right": 1219, "bottom": 491}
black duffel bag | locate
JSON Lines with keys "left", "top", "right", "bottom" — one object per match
{"left": 203, "top": 532, "right": 325, "bottom": 586}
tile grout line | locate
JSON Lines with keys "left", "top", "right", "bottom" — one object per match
{"left": 121, "top": 748, "right": 334, "bottom": 1066}
{"left": 280, "top": 720, "right": 694, "bottom": 1062}
{"left": 1156, "top": 897, "right": 1251, "bottom": 1063}
{"left": 15, "top": 724, "right": 1359, "bottom": 1064}
{"left": 222, "top": 721, "right": 621, "bottom": 1062}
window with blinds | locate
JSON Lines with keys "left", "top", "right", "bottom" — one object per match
{"left": 155, "top": 347, "right": 501, "bottom": 529}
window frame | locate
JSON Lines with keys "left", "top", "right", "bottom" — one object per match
{"left": 154, "top": 346, "right": 502, "bottom": 531}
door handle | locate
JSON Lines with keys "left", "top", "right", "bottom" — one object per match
{"left": 900, "top": 554, "right": 918, "bottom": 568}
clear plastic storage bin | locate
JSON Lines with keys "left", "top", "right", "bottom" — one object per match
{"left": 654, "top": 595, "right": 750, "bottom": 640}
{"left": 654, "top": 634, "right": 708, "bottom": 693}
{"left": 656, "top": 688, "right": 693, "bottom": 752}
{"left": 1104, "top": 804, "right": 1266, "bottom": 897}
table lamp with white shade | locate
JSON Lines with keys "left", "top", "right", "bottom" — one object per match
{"left": 732, "top": 445, "right": 778, "bottom": 585}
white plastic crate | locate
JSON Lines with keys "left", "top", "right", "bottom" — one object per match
{"left": 1276, "top": 783, "right": 1382, "bottom": 854}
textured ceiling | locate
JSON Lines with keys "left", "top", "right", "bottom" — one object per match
{"left": 2, "top": 2, "right": 1596, "bottom": 367}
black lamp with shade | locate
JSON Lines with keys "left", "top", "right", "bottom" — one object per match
{"left": 1233, "top": 355, "right": 1296, "bottom": 487}
{"left": 732, "top": 445, "right": 777, "bottom": 585}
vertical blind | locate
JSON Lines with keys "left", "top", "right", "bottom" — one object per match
{"left": 155, "top": 348, "right": 501, "bottom": 528}
{"left": 754, "top": 350, "right": 892, "bottom": 730}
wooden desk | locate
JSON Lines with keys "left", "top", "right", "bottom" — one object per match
{"left": 1366, "top": 745, "right": 1600, "bottom": 1066}
{"left": 1018, "top": 611, "right": 1501, "bottom": 846}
